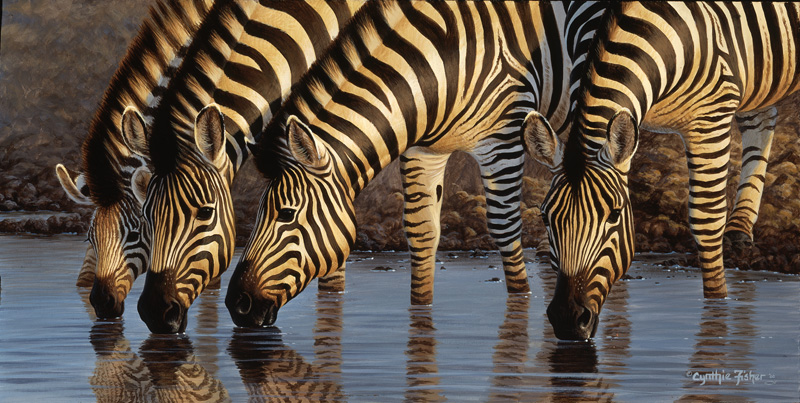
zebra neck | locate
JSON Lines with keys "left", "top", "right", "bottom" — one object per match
{"left": 154, "top": 1, "right": 364, "bottom": 180}
{"left": 278, "top": 1, "right": 573, "bottom": 195}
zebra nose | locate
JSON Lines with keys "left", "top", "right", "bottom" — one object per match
{"left": 90, "top": 278, "right": 124, "bottom": 319}
{"left": 547, "top": 300, "right": 598, "bottom": 341}
{"left": 138, "top": 271, "right": 187, "bottom": 334}
{"left": 163, "top": 300, "right": 184, "bottom": 329}
{"left": 575, "top": 306, "right": 596, "bottom": 336}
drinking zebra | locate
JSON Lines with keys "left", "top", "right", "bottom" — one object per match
{"left": 225, "top": 1, "right": 602, "bottom": 327}
{"left": 55, "top": 0, "right": 216, "bottom": 318}
{"left": 524, "top": 2, "right": 800, "bottom": 340}
{"left": 123, "top": 0, "right": 366, "bottom": 333}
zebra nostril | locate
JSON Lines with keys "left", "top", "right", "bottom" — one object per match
{"left": 234, "top": 292, "right": 253, "bottom": 316}
{"left": 577, "top": 306, "right": 593, "bottom": 331}
{"left": 163, "top": 301, "right": 183, "bottom": 329}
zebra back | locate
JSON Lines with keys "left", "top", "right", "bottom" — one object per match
{"left": 82, "top": 0, "right": 216, "bottom": 206}
{"left": 147, "top": 0, "right": 365, "bottom": 176}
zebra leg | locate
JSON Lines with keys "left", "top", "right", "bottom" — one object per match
{"left": 684, "top": 126, "right": 732, "bottom": 299}
{"left": 76, "top": 243, "right": 97, "bottom": 287}
{"left": 725, "top": 107, "right": 777, "bottom": 251}
{"left": 400, "top": 148, "right": 450, "bottom": 306}
{"left": 318, "top": 263, "right": 346, "bottom": 293}
{"left": 470, "top": 138, "right": 530, "bottom": 295}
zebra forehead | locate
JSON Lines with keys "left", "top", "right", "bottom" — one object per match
{"left": 92, "top": 204, "right": 132, "bottom": 237}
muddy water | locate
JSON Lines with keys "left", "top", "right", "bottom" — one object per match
{"left": 0, "top": 234, "right": 798, "bottom": 401}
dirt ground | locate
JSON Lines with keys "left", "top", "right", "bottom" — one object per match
{"left": 2, "top": 1, "right": 798, "bottom": 273}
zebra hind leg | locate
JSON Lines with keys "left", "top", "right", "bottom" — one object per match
{"left": 400, "top": 149, "right": 450, "bottom": 306}
{"left": 470, "top": 137, "right": 530, "bottom": 295}
{"left": 725, "top": 107, "right": 777, "bottom": 254}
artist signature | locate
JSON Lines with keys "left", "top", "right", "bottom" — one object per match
{"left": 686, "top": 369, "right": 777, "bottom": 386}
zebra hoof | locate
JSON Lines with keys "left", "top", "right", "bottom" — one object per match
{"left": 724, "top": 230, "right": 753, "bottom": 254}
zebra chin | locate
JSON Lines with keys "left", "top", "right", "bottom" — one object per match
{"left": 546, "top": 272, "right": 600, "bottom": 341}
{"left": 137, "top": 271, "right": 188, "bottom": 334}
{"left": 225, "top": 261, "right": 279, "bottom": 328}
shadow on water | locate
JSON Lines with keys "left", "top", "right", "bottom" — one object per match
{"left": 405, "top": 305, "right": 445, "bottom": 402}
{"left": 226, "top": 290, "right": 345, "bottom": 401}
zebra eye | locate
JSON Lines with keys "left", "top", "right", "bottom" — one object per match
{"left": 608, "top": 208, "right": 622, "bottom": 224}
{"left": 197, "top": 206, "right": 214, "bottom": 221}
{"left": 277, "top": 208, "right": 296, "bottom": 222}
{"left": 126, "top": 231, "right": 140, "bottom": 243}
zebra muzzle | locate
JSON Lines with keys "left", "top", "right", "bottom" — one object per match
{"left": 90, "top": 277, "right": 124, "bottom": 319}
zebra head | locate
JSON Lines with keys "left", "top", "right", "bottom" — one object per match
{"left": 523, "top": 110, "right": 638, "bottom": 340}
{"left": 128, "top": 104, "right": 235, "bottom": 333}
{"left": 56, "top": 109, "right": 152, "bottom": 319}
{"left": 226, "top": 116, "right": 355, "bottom": 327}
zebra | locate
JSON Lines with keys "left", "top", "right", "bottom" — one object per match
{"left": 121, "top": 0, "right": 366, "bottom": 333}
{"left": 225, "top": 0, "right": 602, "bottom": 327}
{"left": 523, "top": 2, "right": 800, "bottom": 340}
{"left": 55, "top": 0, "right": 216, "bottom": 318}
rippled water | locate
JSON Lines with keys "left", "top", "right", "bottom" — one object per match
{"left": 0, "top": 234, "right": 798, "bottom": 401}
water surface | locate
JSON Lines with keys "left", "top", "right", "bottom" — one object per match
{"left": 0, "top": 234, "right": 798, "bottom": 401}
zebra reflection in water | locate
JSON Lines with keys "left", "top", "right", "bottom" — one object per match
{"left": 88, "top": 321, "right": 151, "bottom": 402}
{"left": 680, "top": 279, "right": 758, "bottom": 401}
{"left": 227, "top": 291, "right": 345, "bottom": 401}
{"left": 87, "top": 286, "right": 226, "bottom": 401}
{"left": 486, "top": 266, "right": 632, "bottom": 401}
{"left": 88, "top": 323, "right": 227, "bottom": 402}
{"left": 406, "top": 306, "right": 445, "bottom": 402}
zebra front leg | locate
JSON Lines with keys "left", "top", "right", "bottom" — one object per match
{"left": 685, "top": 127, "right": 732, "bottom": 298}
{"left": 318, "top": 263, "right": 346, "bottom": 293}
{"left": 77, "top": 243, "right": 97, "bottom": 287}
{"left": 725, "top": 108, "right": 777, "bottom": 250}
{"left": 400, "top": 149, "right": 450, "bottom": 306}
{"left": 471, "top": 138, "right": 530, "bottom": 295}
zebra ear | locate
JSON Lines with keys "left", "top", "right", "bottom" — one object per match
{"left": 602, "top": 109, "right": 639, "bottom": 170}
{"left": 194, "top": 103, "right": 227, "bottom": 169}
{"left": 522, "top": 110, "right": 563, "bottom": 169}
{"left": 55, "top": 164, "right": 93, "bottom": 205}
{"left": 121, "top": 106, "right": 149, "bottom": 157}
{"left": 131, "top": 166, "right": 152, "bottom": 205}
{"left": 287, "top": 115, "right": 328, "bottom": 169}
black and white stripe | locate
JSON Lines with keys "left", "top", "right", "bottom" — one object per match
{"left": 128, "top": 0, "right": 365, "bottom": 333}
{"left": 55, "top": 0, "right": 216, "bottom": 319}
{"left": 525, "top": 2, "right": 800, "bottom": 340}
{"left": 227, "top": 1, "right": 604, "bottom": 327}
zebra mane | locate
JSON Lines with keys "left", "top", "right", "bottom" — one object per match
{"left": 148, "top": 1, "right": 250, "bottom": 176}
{"left": 255, "top": 1, "right": 389, "bottom": 180}
{"left": 563, "top": 1, "right": 621, "bottom": 189}
{"left": 82, "top": 0, "right": 215, "bottom": 207}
